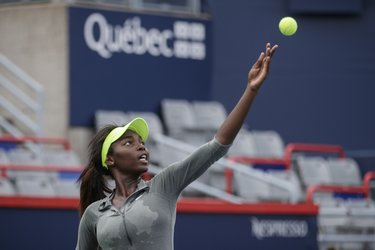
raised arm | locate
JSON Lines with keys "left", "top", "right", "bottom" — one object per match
{"left": 215, "top": 43, "right": 278, "bottom": 145}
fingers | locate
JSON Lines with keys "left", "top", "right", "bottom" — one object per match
{"left": 265, "top": 43, "right": 271, "bottom": 58}
{"left": 265, "top": 43, "right": 278, "bottom": 58}
{"left": 270, "top": 45, "right": 278, "bottom": 58}
{"left": 253, "top": 52, "right": 265, "bottom": 69}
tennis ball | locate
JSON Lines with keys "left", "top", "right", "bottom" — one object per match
{"left": 279, "top": 17, "right": 298, "bottom": 36}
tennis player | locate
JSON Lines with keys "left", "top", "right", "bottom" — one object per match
{"left": 75, "top": 43, "right": 278, "bottom": 250}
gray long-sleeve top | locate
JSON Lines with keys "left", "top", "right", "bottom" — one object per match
{"left": 75, "top": 138, "right": 231, "bottom": 250}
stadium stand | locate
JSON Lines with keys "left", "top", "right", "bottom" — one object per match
{"left": 1, "top": 99, "right": 375, "bottom": 249}
{"left": 297, "top": 155, "right": 375, "bottom": 249}
{"left": 0, "top": 135, "right": 83, "bottom": 198}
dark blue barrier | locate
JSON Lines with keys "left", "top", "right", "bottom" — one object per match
{"left": 175, "top": 213, "right": 317, "bottom": 250}
{"left": 0, "top": 197, "right": 318, "bottom": 250}
{"left": 0, "top": 207, "right": 80, "bottom": 250}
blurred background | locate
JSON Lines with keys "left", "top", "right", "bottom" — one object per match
{"left": 0, "top": 0, "right": 375, "bottom": 249}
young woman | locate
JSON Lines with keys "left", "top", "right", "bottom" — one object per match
{"left": 75, "top": 43, "right": 278, "bottom": 250}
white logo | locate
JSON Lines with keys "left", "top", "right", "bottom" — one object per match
{"left": 84, "top": 13, "right": 206, "bottom": 60}
{"left": 250, "top": 217, "right": 308, "bottom": 240}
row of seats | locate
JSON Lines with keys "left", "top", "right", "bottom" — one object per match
{"left": 95, "top": 99, "right": 285, "bottom": 163}
{"left": 297, "top": 156, "right": 362, "bottom": 188}
{"left": 233, "top": 156, "right": 364, "bottom": 202}
{"left": 0, "top": 147, "right": 82, "bottom": 197}
{"left": 0, "top": 176, "right": 79, "bottom": 198}
{"left": 0, "top": 147, "right": 81, "bottom": 166}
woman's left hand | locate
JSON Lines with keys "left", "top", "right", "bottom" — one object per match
{"left": 248, "top": 43, "right": 278, "bottom": 92}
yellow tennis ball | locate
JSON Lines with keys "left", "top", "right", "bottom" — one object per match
{"left": 279, "top": 17, "right": 298, "bottom": 36}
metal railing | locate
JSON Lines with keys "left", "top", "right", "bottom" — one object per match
{"left": 153, "top": 134, "right": 299, "bottom": 204}
{"left": 0, "top": 53, "right": 44, "bottom": 136}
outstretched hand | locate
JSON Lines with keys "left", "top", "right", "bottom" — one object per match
{"left": 248, "top": 43, "right": 278, "bottom": 92}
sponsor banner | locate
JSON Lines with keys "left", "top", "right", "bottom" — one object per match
{"left": 83, "top": 13, "right": 206, "bottom": 60}
{"left": 69, "top": 6, "right": 211, "bottom": 126}
{"left": 175, "top": 214, "right": 317, "bottom": 250}
{"left": 251, "top": 217, "right": 308, "bottom": 240}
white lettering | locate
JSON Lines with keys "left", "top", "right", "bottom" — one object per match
{"left": 84, "top": 13, "right": 111, "bottom": 58}
{"left": 84, "top": 13, "right": 205, "bottom": 60}
{"left": 147, "top": 28, "right": 161, "bottom": 56}
{"left": 250, "top": 217, "right": 308, "bottom": 240}
{"left": 160, "top": 30, "right": 173, "bottom": 57}
{"left": 107, "top": 25, "right": 122, "bottom": 52}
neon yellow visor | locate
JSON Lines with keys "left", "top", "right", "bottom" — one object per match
{"left": 101, "top": 117, "right": 149, "bottom": 169}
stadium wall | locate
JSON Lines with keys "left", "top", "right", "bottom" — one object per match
{"left": 0, "top": 3, "right": 69, "bottom": 139}
{"left": 0, "top": 1, "right": 374, "bottom": 161}
{"left": 209, "top": 0, "right": 375, "bottom": 151}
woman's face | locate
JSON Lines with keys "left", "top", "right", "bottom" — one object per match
{"left": 108, "top": 129, "right": 149, "bottom": 175}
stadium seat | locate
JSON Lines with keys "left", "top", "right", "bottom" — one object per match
{"left": 327, "top": 157, "right": 362, "bottom": 186}
{"left": 345, "top": 199, "right": 375, "bottom": 229}
{"left": 268, "top": 169, "right": 304, "bottom": 202}
{"left": 192, "top": 100, "right": 227, "bottom": 130}
{"left": 7, "top": 148, "right": 43, "bottom": 165}
{"left": 161, "top": 99, "right": 195, "bottom": 133}
{"left": 94, "top": 109, "right": 130, "bottom": 131}
{"left": 251, "top": 130, "right": 285, "bottom": 158}
{"left": 318, "top": 198, "right": 351, "bottom": 231}
{"left": 161, "top": 99, "right": 205, "bottom": 146}
{"left": 191, "top": 100, "right": 227, "bottom": 142}
{"left": 42, "top": 150, "right": 81, "bottom": 166}
{"left": 156, "top": 140, "right": 190, "bottom": 168}
{"left": 206, "top": 163, "right": 226, "bottom": 191}
{"left": 233, "top": 167, "right": 271, "bottom": 202}
{"left": 0, "top": 148, "right": 9, "bottom": 163}
{"left": 15, "top": 177, "right": 56, "bottom": 197}
{"left": 54, "top": 179, "right": 80, "bottom": 198}
{"left": 296, "top": 156, "right": 332, "bottom": 187}
{"left": 227, "top": 129, "right": 257, "bottom": 157}
{"left": 0, "top": 177, "right": 16, "bottom": 196}
{"left": 128, "top": 111, "right": 164, "bottom": 137}
{"left": 7, "top": 148, "right": 56, "bottom": 181}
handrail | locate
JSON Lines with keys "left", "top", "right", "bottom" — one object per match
{"left": 226, "top": 156, "right": 286, "bottom": 194}
{"left": 363, "top": 171, "right": 375, "bottom": 199}
{"left": 227, "top": 156, "right": 285, "bottom": 166}
{"left": 284, "top": 143, "right": 345, "bottom": 170}
{"left": 0, "top": 163, "right": 84, "bottom": 178}
{"left": 306, "top": 171, "right": 375, "bottom": 204}
{"left": 0, "top": 52, "right": 44, "bottom": 136}
{"left": 0, "top": 135, "right": 71, "bottom": 150}
{"left": 306, "top": 185, "right": 364, "bottom": 204}
{"left": 148, "top": 164, "right": 245, "bottom": 204}
{"left": 153, "top": 134, "right": 299, "bottom": 203}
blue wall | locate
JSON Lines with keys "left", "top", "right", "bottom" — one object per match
{"left": 69, "top": 1, "right": 375, "bottom": 150}
{"left": 69, "top": 7, "right": 212, "bottom": 127}
{"left": 209, "top": 0, "right": 375, "bottom": 150}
